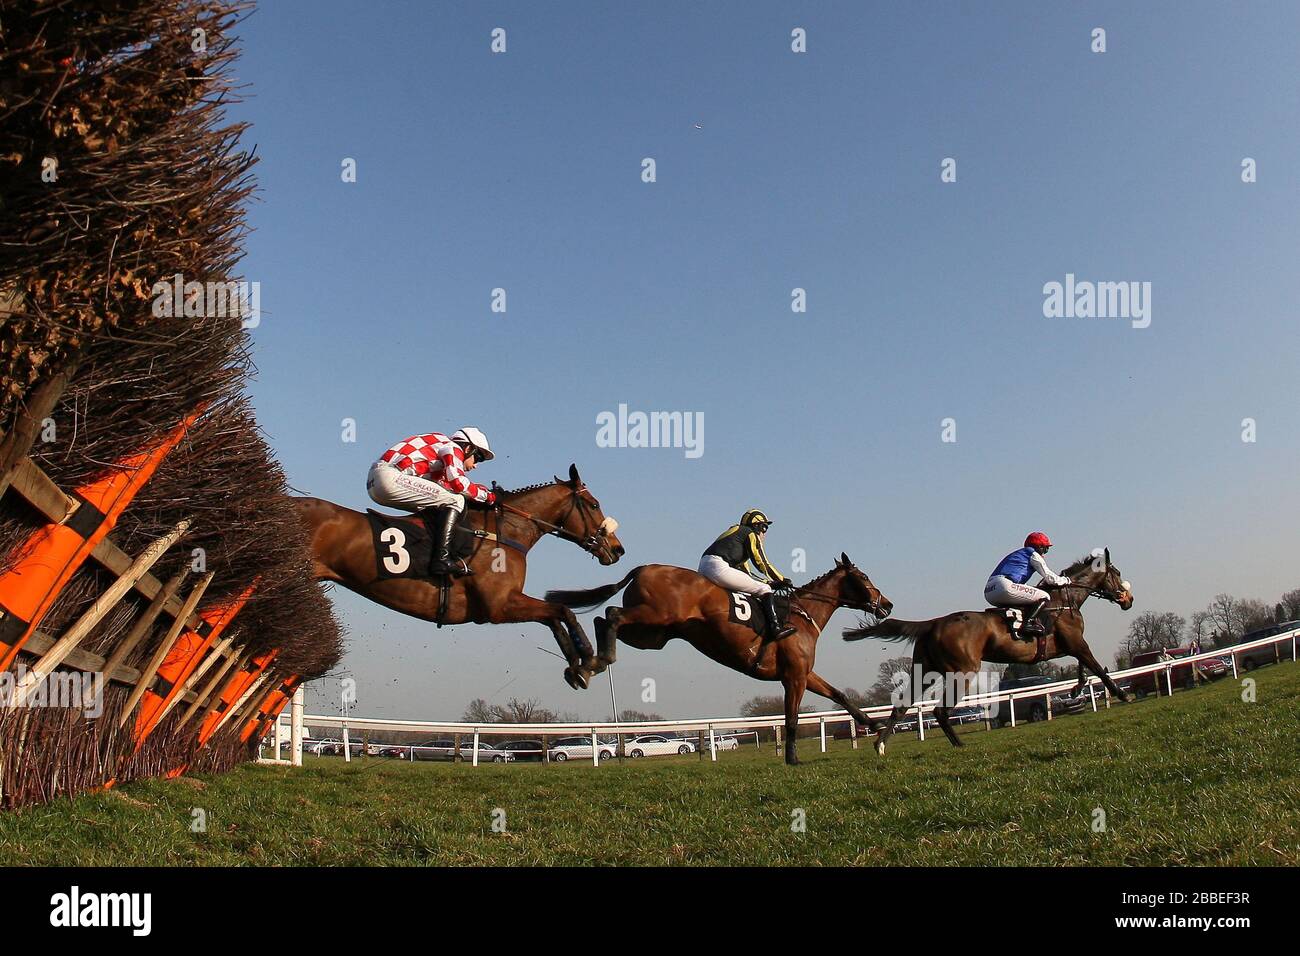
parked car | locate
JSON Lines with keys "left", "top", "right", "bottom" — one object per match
{"left": 625, "top": 734, "right": 697, "bottom": 757}
{"left": 994, "top": 675, "right": 1085, "bottom": 726}
{"left": 378, "top": 739, "right": 457, "bottom": 761}
{"left": 1231, "top": 621, "right": 1299, "bottom": 671}
{"left": 711, "top": 735, "right": 740, "bottom": 751}
{"left": 1129, "top": 647, "right": 1229, "bottom": 697}
{"left": 498, "top": 739, "right": 546, "bottom": 762}
{"left": 456, "top": 742, "right": 514, "bottom": 763}
{"left": 548, "top": 736, "right": 617, "bottom": 762}
{"left": 949, "top": 704, "right": 990, "bottom": 724}
{"left": 308, "top": 737, "right": 349, "bottom": 756}
{"left": 894, "top": 713, "right": 938, "bottom": 733}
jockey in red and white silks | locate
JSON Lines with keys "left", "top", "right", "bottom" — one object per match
{"left": 367, "top": 427, "right": 496, "bottom": 576}
{"left": 984, "top": 531, "right": 1071, "bottom": 637}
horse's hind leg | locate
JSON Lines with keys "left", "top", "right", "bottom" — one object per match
{"left": 933, "top": 707, "right": 963, "bottom": 747}
{"left": 873, "top": 704, "right": 907, "bottom": 756}
{"left": 591, "top": 606, "right": 622, "bottom": 671}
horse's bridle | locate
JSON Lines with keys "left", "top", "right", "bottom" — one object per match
{"left": 495, "top": 485, "right": 615, "bottom": 559}
{"left": 1051, "top": 575, "right": 1130, "bottom": 610}
{"left": 790, "top": 580, "right": 890, "bottom": 619}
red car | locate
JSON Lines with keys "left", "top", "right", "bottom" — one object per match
{"left": 1128, "top": 647, "right": 1228, "bottom": 697}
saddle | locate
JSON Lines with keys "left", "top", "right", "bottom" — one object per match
{"left": 988, "top": 607, "right": 1051, "bottom": 664}
{"left": 366, "top": 509, "right": 479, "bottom": 581}
{"left": 726, "top": 591, "right": 792, "bottom": 639}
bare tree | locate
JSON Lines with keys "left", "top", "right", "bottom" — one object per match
{"left": 739, "top": 694, "right": 788, "bottom": 717}
{"left": 462, "top": 698, "right": 495, "bottom": 723}
{"left": 1118, "top": 611, "right": 1185, "bottom": 666}
{"left": 865, "top": 655, "right": 915, "bottom": 706}
{"left": 617, "top": 709, "right": 663, "bottom": 722}
{"left": 1277, "top": 588, "right": 1300, "bottom": 622}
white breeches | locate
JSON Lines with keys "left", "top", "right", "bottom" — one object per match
{"left": 698, "top": 555, "right": 772, "bottom": 596}
{"left": 984, "top": 575, "right": 1047, "bottom": 606}
{"left": 367, "top": 462, "right": 465, "bottom": 513}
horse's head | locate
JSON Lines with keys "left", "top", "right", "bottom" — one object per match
{"left": 551, "top": 464, "right": 625, "bottom": 566}
{"left": 1064, "top": 548, "right": 1133, "bottom": 610}
{"left": 827, "top": 552, "right": 893, "bottom": 619}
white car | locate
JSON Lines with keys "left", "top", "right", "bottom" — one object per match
{"left": 625, "top": 734, "right": 697, "bottom": 758}
{"left": 548, "top": 736, "right": 617, "bottom": 762}
{"left": 711, "top": 735, "right": 740, "bottom": 752}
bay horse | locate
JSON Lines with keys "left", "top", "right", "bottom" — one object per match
{"left": 843, "top": 549, "right": 1133, "bottom": 755}
{"left": 293, "top": 464, "right": 624, "bottom": 689}
{"left": 546, "top": 553, "right": 893, "bottom": 765}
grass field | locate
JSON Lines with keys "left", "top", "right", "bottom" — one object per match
{"left": 3, "top": 664, "right": 1297, "bottom": 865}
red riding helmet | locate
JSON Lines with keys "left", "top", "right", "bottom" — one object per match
{"left": 1024, "top": 531, "right": 1052, "bottom": 549}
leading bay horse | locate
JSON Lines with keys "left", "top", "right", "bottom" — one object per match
{"left": 546, "top": 553, "right": 893, "bottom": 765}
{"left": 843, "top": 549, "right": 1133, "bottom": 755}
{"left": 293, "top": 464, "right": 624, "bottom": 689}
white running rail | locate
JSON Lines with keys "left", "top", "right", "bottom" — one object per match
{"left": 264, "top": 627, "right": 1298, "bottom": 767}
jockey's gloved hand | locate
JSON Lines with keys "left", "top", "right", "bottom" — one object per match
{"left": 1059, "top": 577, "right": 1071, "bottom": 586}
{"left": 774, "top": 578, "right": 794, "bottom": 591}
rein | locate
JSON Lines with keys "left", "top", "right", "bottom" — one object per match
{"left": 495, "top": 486, "right": 607, "bottom": 556}
{"left": 787, "top": 575, "right": 888, "bottom": 632}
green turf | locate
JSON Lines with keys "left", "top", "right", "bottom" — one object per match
{"left": 2, "top": 664, "right": 1297, "bottom": 865}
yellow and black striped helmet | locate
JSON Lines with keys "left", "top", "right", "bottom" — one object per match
{"left": 741, "top": 509, "right": 771, "bottom": 529}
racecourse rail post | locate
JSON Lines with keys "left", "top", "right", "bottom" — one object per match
{"left": 708, "top": 723, "right": 717, "bottom": 762}
{"left": 849, "top": 719, "right": 858, "bottom": 750}
{"left": 819, "top": 717, "right": 826, "bottom": 753}
{"left": 1088, "top": 682, "right": 1097, "bottom": 712}
{"left": 472, "top": 727, "right": 480, "bottom": 767}
{"left": 1045, "top": 691, "right": 1052, "bottom": 720}
{"left": 1164, "top": 665, "right": 1173, "bottom": 697}
{"left": 290, "top": 686, "right": 304, "bottom": 767}
{"left": 591, "top": 728, "right": 599, "bottom": 767}
{"left": 917, "top": 706, "right": 925, "bottom": 740}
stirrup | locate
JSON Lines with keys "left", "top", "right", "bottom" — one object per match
{"left": 429, "top": 556, "right": 471, "bottom": 578}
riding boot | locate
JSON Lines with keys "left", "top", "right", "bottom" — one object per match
{"left": 761, "top": 593, "right": 796, "bottom": 640}
{"left": 426, "top": 507, "right": 471, "bottom": 577}
{"left": 1019, "top": 600, "right": 1047, "bottom": 638}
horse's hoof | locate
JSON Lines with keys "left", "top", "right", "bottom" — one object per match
{"left": 563, "top": 666, "right": 590, "bottom": 691}
{"left": 874, "top": 740, "right": 886, "bottom": 757}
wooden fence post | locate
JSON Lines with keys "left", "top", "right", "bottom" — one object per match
{"left": 117, "top": 572, "right": 214, "bottom": 728}
{"left": 101, "top": 566, "right": 190, "bottom": 679}
{"left": 12, "top": 521, "right": 189, "bottom": 707}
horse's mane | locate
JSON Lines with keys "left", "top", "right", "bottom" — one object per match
{"left": 1060, "top": 554, "right": 1101, "bottom": 577}
{"left": 498, "top": 478, "right": 563, "bottom": 496}
{"left": 798, "top": 564, "right": 843, "bottom": 591}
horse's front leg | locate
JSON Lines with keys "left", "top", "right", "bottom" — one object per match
{"left": 780, "top": 674, "right": 807, "bottom": 766}
{"left": 556, "top": 603, "right": 595, "bottom": 668}
{"left": 805, "top": 671, "right": 878, "bottom": 735}
{"left": 1076, "top": 647, "right": 1128, "bottom": 702}
{"left": 497, "top": 592, "right": 589, "bottom": 690}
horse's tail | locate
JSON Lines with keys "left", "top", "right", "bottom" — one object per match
{"left": 842, "top": 617, "right": 932, "bottom": 644}
{"left": 545, "top": 566, "right": 645, "bottom": 610}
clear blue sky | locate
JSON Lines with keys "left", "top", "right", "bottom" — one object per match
{"left": 229, "top": 1, "right": 1300, "bottom": 720}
